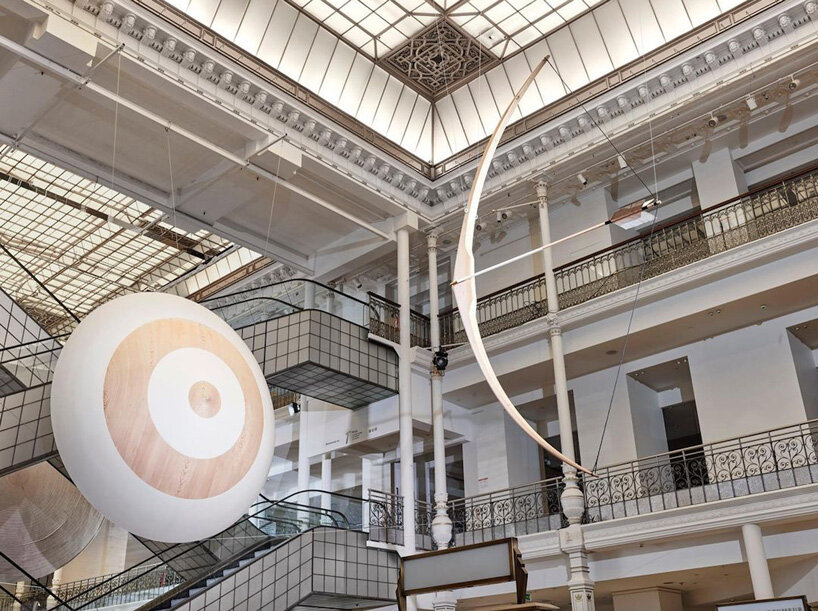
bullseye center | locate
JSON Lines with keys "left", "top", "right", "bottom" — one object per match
{"left": 188, "top": 381, "right": 221, "bottom": 418}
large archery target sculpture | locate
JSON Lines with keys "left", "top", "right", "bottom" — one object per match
{"left": 51, "top": 293, "right": 275, "bottom": 543}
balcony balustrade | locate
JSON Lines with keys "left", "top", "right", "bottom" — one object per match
{"left": 438, "top": 167, "right": 818, "bottom": 346}
{"left": 369, "top": 420, "right": 818, "bottom": 549}
{"left": 367, "top": 292, "right": 431, "bottom": 348}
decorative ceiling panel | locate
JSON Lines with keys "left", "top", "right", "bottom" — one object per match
{"left": 382, "top": 19, "right": 497, "bottom": 97}
{"left": 162, "top": 0, "right": 762, "bottom": 163}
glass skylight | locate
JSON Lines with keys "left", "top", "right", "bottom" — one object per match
{"left": 450, "top": 0, "right": 605, "bottom": 57}
{"left": 287, "top": 0, "right": 441, "bottom": 57}
{"left": 0, "top": 146, "right": 249, "bottom": 335}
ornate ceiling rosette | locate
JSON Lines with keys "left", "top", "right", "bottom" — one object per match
{"left": 383, "top": 20, "right": 497, "bottom": 98}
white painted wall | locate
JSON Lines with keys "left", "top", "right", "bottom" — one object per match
{"left": 462, "top": 405, "right": 512, "bottom": 495}
{"left": 473, "top": 216, "right": 534, "bottom": 298}
{"left": 572, "top": 366, "right": 639, "bottom": 468}
{"left": 626, "top": 376, "right": 669, "bottom": 458}
{"left": 787, "top": 331, "right": 818, "bottom": 421}
{"left": 687, "top": 319, "right": 811, "bottom": 442}
{"left": 505, "top": 415, "right": 542, "bottom": 487}
{"left": 692, "top": 146, "right": 747, "bottom": 210}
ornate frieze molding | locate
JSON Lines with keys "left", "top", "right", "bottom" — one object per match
{"left": 39, "top": 0, "right": 436, "bottom": 210}
{"left": 23, "top": 0, "right": 817, "bottom": 213}
{"left": 429, "top": 0, "right": 817, "bottom": 205}
{"left": 514, "top": 485, "right": 818, "bottom": 561}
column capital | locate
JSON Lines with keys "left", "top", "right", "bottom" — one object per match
{"left": 426, "top": 229, "right": 440, "bottom": 251}
{"left": 534, "top": 177, "right": 549, "bottom": 200}
{"left": 432, "top": 590, "right": 457, "bottom": 611}
{"left": 393, "top": 211, "right": 419, "bottom": 233}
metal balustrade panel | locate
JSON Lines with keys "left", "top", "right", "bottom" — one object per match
{"left": 367, "top": 293, "right": 431, "bottom": 348}
{"left": 439, "top": 170, "right": 818, "bottom": 346}
{"left": 371, "top": 421, "right": 818, "bottom": 549}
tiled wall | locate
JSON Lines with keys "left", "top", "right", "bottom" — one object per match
{"left": 0, "top": 384, "right": 56, "bottom": 476}
{"left": 0, "top": 288, "right": 60, "bottom": 477}
{"left": 138, "top": 518, "right": 268, "bottom": 582}
{"left": 239, "top": 311, "right": 398, "bottom": 409}
{"left": 174, "top": 528, "right": 398, "bottom": 611}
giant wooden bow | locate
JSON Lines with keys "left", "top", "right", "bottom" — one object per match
{"left": 452, "top": 57, "right": 592, "bottom": 476}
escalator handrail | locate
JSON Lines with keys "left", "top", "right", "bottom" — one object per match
{"left": 256, "top": 499, "right": 344, "bottom": 529}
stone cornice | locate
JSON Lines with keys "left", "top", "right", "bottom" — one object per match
{"left": 448, "top": 216, "right": 818, "bottom": 366}
{"left": 29, "top": 0, "right": 815, "bottom": 209}
{"left": 581, "top": 484, "right": 818, "bottom": 550}
{"left": 40, "top": 0, "right": 437, "bottom": 212}
{"left": 515, "top": 484, "right": 818, "bottom": 560}
{"left": 429, "top": 0, "right": 817, "bottom": 205}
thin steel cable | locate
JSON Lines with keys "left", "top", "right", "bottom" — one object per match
{"left": 586, "top": 30, "right": 664, "bottom": 473}
{"left": 544, "top": 58, "right": 657, "bottom": 200}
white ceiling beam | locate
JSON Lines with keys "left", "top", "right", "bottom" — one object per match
{"left": 0, "top": 34, "right": 394, "bottom": 243}
{"left": 0, "top": 129, "right": 314, "bottom": 273}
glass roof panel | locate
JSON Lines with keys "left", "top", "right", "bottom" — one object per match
{"left": 451, "top": 0, "right": 594, "bottom": 57}
{"left": 0, "top": 146, "right": 260, "bottom": 335}
{"left": 298, "top": 0, "right": 442, "bottom": 57}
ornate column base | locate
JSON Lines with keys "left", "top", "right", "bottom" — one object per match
{"left": 431, "top": 492, "right": 453, "bottom": 550}
{"left": 560, "top": 525, "right": 595, "bottom": 611}
{"left": 559, "top": 471, "right": 585, "bottom": 526}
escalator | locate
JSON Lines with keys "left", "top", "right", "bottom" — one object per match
{"left": 141, "top": 492, "right": 399, "bottom": 611}
{"left": 1, "top": 491, "right": 398, "bottom": 611}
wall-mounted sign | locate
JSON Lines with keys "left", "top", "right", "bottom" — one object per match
{"left": 397, "top": 539, "right": 527, "bottom": 611}
{"left": 717, "top": 596, "right": 809, "bottom": 611}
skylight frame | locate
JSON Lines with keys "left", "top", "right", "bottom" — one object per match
{"left": 0, "top": 146, "right": 239, "bottom": 335}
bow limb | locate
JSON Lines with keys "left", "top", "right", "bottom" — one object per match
{"left": 452, "top": 56, "right": 594, "bottom": 477}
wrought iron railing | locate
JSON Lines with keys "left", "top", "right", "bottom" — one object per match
{"left": 439, "top": 167, "right": 818, "bottom": 345}
{"left": 583, "top": 419, "right": 818, "bottom": 522}
{"left": 368, "top": 489, "right": 442, "bottom": 550}
{"left": 367, "top": 293, "right": 431, "bottom": 347}
{"left": 368, "top": 420, "right": 818, "bottom": 548}
{"left": 445, "top": 479, "right": 566, "bottom": 545}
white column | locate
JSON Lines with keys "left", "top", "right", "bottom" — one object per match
{"left": 742, "top": 523, "right": 774, "bottom": 599}
{"left": 396, "top": 215, "right": 418, "bottom": 554}
{"left": 428, "top": 231, "right": 456, "bottom": 610}
{"left": 298, "top": 283, "right": 315, "bottom": 496}
{"left": 304, "top": 280, "right": 316, "bottom": 310}
{"left": 297, "top": 397, "right": 310, "bottom": 491}
{"left": 321, "top": 453, "right": 332, "bottom": 511}
{"left": 536, "top": 182, "right": 576, "bottom": 466}
{"left": 539, "top": 179, "right": 594, "bottom": 611}
{"left": 427, "top": 232, "right": 452, "bottom": 547}
{"left": 12, "top": 580, "right": 24, "bottom": 610}
{"left": 46, "top": 567, "right": 63, "bottom": 609}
